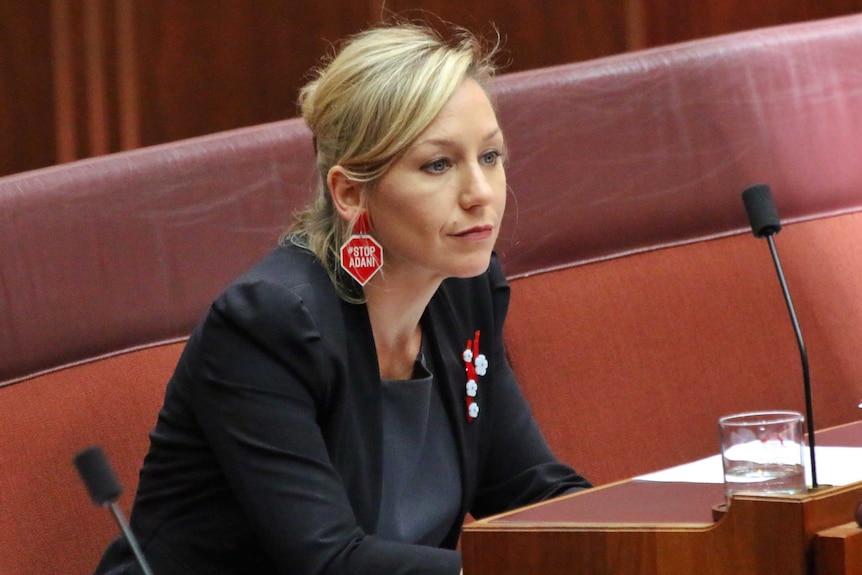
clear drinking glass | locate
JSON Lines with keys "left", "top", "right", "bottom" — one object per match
{"left": 718, "top": 410, "right": 806, "bottom": 500}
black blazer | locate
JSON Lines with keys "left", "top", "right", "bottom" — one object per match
{"left": 97, "top": 244, "right": 589, "bottom": 575}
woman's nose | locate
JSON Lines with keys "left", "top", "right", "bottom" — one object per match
{"left": 459, "top": 162, "right": 497, "bottom": 208}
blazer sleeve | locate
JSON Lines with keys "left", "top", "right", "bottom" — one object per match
{"left": 185, "top": 277, "right": 461, "bottom": 575}
{"left": 470, "top": 257, "right": 591, "bottom": 518}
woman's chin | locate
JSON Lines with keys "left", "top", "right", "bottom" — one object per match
{"left": 450, "top": 255, "right": 494, "bottom": 279}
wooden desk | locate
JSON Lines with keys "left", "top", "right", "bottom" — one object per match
{"left": 462, "top": 421, "right": 862, "bottom": 575}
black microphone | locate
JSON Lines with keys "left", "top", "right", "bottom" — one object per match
{"left": 74, "top": 446, "right": 155, "bottom": 575}
{"left": 741, "top": 184, "right": 818, "bottom": 489}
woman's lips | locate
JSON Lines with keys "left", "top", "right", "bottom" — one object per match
{"left": 453, "top": 225, "right": 494, "bottom": 240}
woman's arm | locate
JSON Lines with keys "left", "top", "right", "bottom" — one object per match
{"left": 470, "top": 258, "right": 591, "bottom": 518}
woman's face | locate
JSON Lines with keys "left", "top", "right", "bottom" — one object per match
{"left": 367, "top": 78, "right": 506, "bottom": 286}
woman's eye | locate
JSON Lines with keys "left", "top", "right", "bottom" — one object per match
{"left": 423, "top": 158, "right": 451, "bottom": 174}
{"left": 481, "top": 150, "right": 502, "bottom": 165}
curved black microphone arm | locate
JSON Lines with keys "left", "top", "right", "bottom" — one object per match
{"left": 764, "top": 234, "right": 818, "bottom": 489}
{"left": 742, "top": 183, "right": 819, "bottom": 490}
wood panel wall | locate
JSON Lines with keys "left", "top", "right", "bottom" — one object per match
{"left": 1, "top": 0, "right": 860, "bottom": 177}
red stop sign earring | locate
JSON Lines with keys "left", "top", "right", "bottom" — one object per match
{"left": 340, "top": 212, "right": 383, "bottom": 286}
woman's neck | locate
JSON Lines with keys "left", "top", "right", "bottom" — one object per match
{"left": 363, "top": 273, "right": 440, "bottom": 380}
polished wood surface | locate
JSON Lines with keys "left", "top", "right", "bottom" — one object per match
{"left": 3, "top": 1, "right": 862, "bottom": 177}
{"left": 640, "top": 0, "right": 862, "bottom": 46}
{"left": 463, "top": 422, "right": 862, "bottom": 575}
{"left": 0, "top": 2, "right": 55, "bottom": 177}
{"left": 816, "top": 522, "right": 862, "bottom": 575}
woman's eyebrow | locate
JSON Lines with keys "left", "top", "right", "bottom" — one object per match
{"left": 412, "top": 127, "right": 503, "bottom": 150}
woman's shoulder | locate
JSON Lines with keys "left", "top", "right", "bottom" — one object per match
{"left": 241, "top": 242, "right": 330, "bottom": 288}
{"left": 185, "top": 243, "right": 347, "bottom": 405}
{"left": 214, "top": 243, "right": 341, "bottom": 323}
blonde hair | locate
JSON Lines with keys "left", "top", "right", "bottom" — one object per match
{"left": 284, "top": 20, "right": 501, "bottom": 301}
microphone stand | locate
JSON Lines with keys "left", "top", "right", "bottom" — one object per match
{"left": 765, "top": 234, "right": 818, "bottom": 489}
{"left": 108, "top": 501, "right": 155, "bottom": 575}
{"left": 74, "top": 446, "right": 156, "bottom": 575}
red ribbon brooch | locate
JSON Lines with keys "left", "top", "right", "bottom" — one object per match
{"left": 462, "top": 330, "right": 487, "bottom": 422}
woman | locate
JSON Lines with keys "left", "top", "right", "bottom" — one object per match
{"left": 96, "top": 20, "right": 590, "bottom": 575}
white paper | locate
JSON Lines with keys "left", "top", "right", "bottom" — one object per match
{"left": 635, "top": 446, "right": 862, "bottom": 486}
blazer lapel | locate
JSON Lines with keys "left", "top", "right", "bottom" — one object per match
{"left": 330, "top": 300, "right": 384, "bottom": 533}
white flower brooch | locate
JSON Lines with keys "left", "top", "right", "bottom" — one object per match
{"left": 462, "top": 330, "right": 487, "bottom": 422}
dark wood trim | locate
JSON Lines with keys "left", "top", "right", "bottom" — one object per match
{"left": 5, "top": 0, "right": 862, "bottom": 177}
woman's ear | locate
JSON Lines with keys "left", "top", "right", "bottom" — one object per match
{"left": 327, "top": 166, "right": 364, "bottom": 223}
